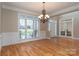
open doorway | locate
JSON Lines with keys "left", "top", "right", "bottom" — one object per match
{"left": 48, "top": 19, "right": 57, "bottom": 37}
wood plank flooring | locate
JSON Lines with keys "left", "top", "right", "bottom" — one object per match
{"left": 1, "top": 37, "right": 79, "bottom": 56}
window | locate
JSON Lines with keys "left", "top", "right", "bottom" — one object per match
{"left": 18, "top": 15, "right": 39, "bottom": 39}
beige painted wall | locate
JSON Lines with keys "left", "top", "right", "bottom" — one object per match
{"left": 40, "top": 22, "right": 47, "bottom": 31}
{"left": 40, "top": 21, "right": 49, "bottom": 37}
{"left": 2, "top": 8, "right": 18, "bottom": 32}
{"left": 0, "top": 3, "right": 1, "bottom": 33}
{"left": 0, "top": 2, "right": 1, "bottom": 52}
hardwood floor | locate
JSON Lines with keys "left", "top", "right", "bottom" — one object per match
{"left": 1, "top": 37, "right": 79, "bottom": 56}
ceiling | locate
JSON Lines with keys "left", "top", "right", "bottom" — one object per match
{"left": 3, "top": 2, "right": 79, "bottom": 16}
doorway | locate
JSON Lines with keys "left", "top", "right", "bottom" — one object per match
{"left": 48, "top": 20, "right": 57, "bottom": 37}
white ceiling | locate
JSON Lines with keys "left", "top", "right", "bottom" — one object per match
{"left": 3, "top": 2, "right": 79, "bottom": 15}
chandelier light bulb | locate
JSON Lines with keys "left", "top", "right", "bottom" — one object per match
{"left": 38, "top": 16, "right": 41, "bottom": 19}
{"left": 45, "top": 14, "right": 49, "bottom": 18}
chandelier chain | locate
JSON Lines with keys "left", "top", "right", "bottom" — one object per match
{"left": 43, "top": 2, "right": 45, "bottom": 10}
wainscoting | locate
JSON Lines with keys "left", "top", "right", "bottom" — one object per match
{"left": 1, "top": 32, "right": 47, "bottom": 46}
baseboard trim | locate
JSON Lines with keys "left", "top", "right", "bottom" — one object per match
{"left": 72, "top": 37, "right": 79, "bottom": 40}
{"left": 2, "top": 38, "right": 48, "bottom": 47}
{"left": 58, "top": 36, "right": 79, "bottom": 40}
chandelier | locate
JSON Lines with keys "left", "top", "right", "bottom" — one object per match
{"left": 38, "top": 2, "right": 50, "bottom": 23}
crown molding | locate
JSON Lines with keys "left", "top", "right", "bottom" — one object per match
{"left": 2, "top": 4, "right": 79, "bottom": 17}
{"left": 51, "top": 4, "right": 79, "bottom": 17}
{"left": 2, "top": 5, "right": 39, "bottom": 16}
